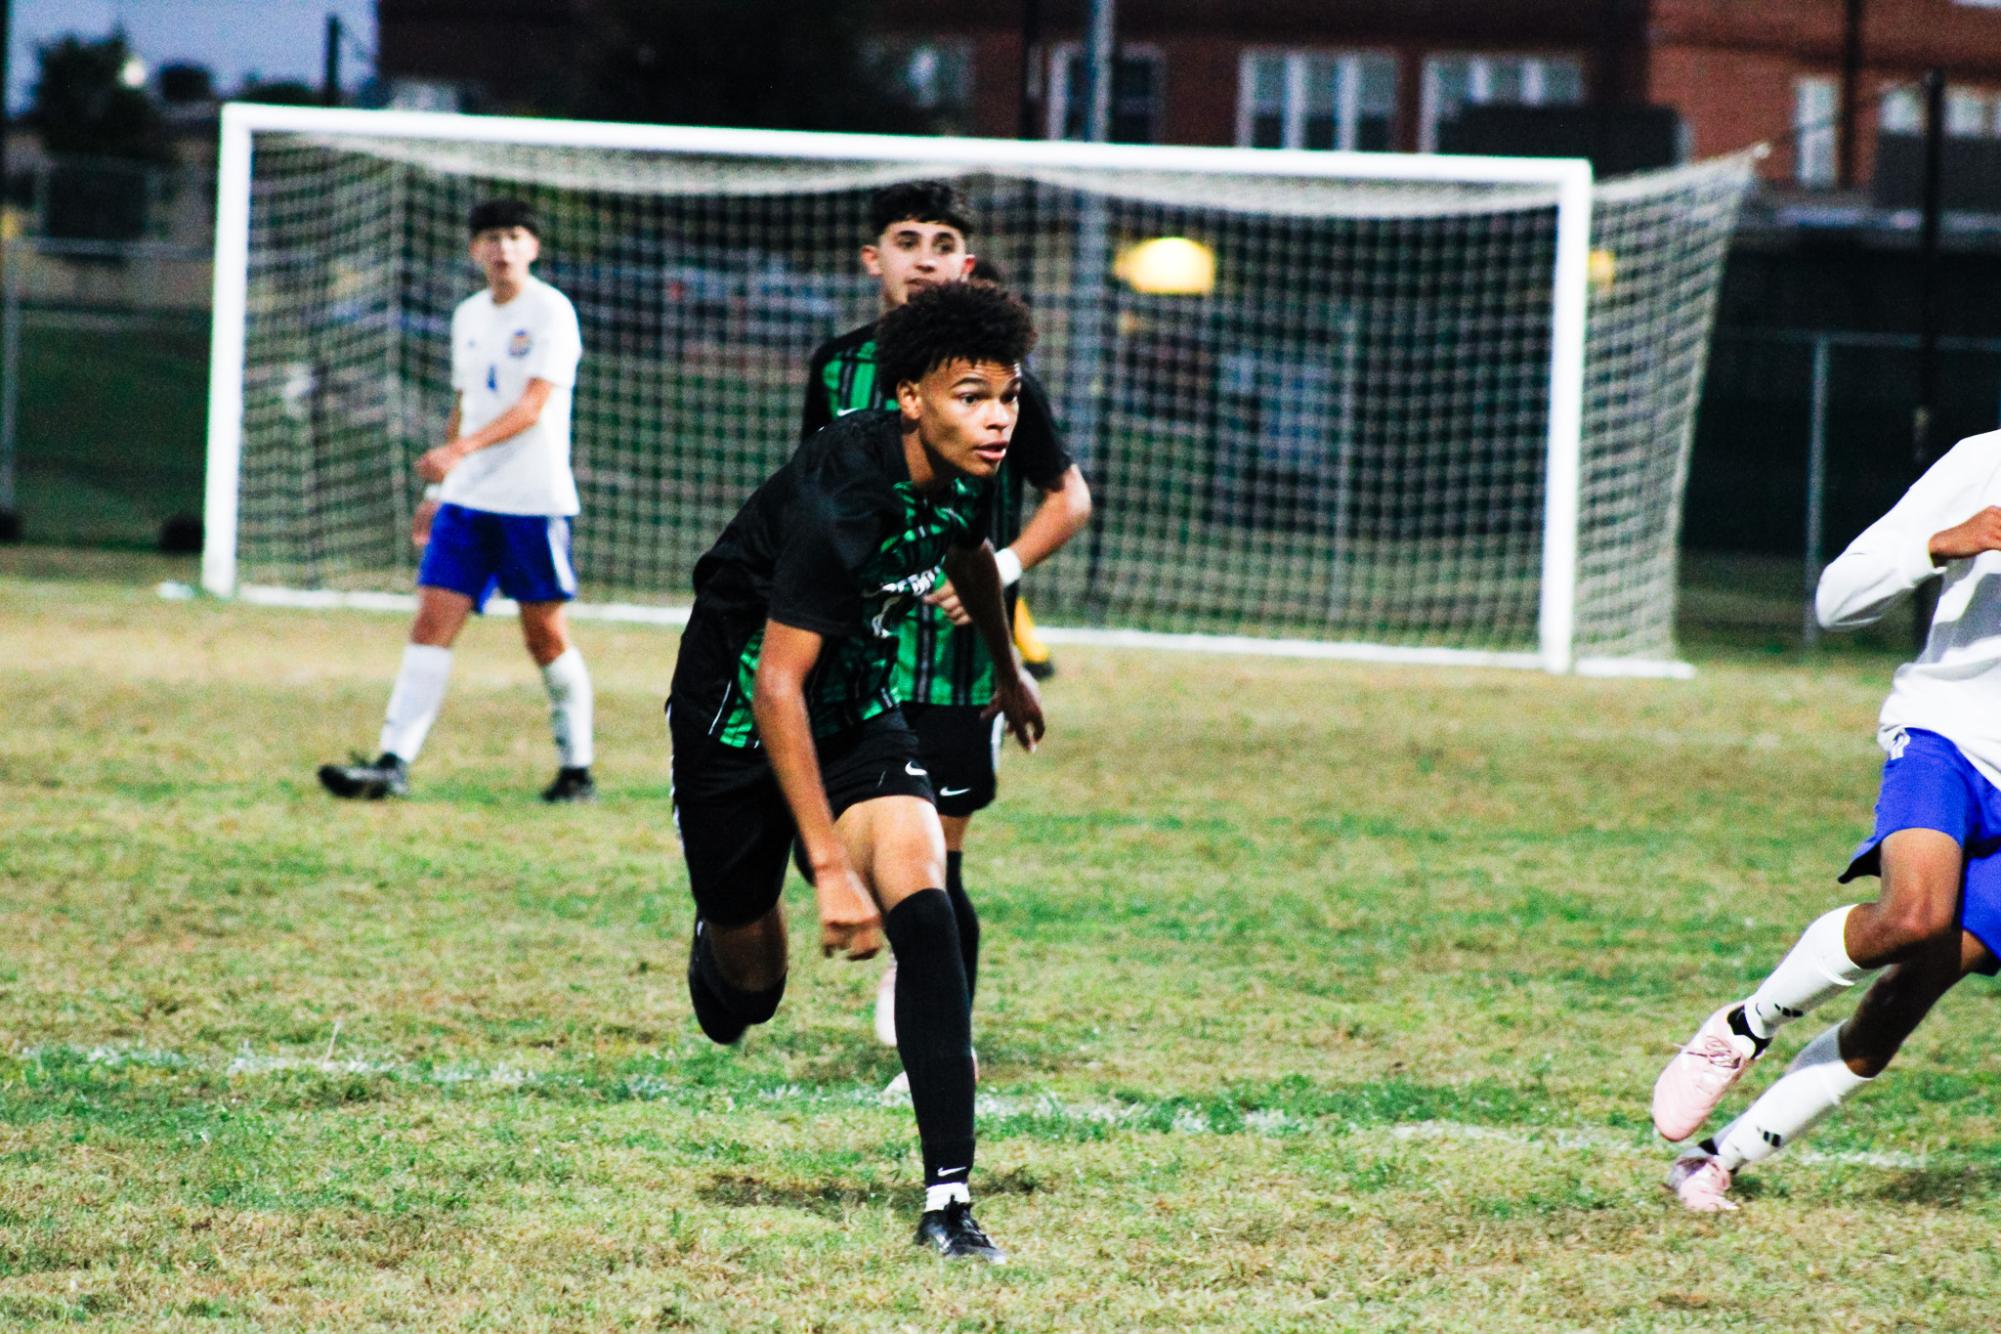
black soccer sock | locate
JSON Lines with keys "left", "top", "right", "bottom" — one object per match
{"left": 883, "top": 889, "right": 975, "bottom": 1191}
{"left": 944, "top": 851, "right": 979, "bottom": 1003}
{"left": 695, "top": 924, "right": 786, "bottom": 1025}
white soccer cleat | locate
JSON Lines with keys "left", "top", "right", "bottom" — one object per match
{"left": 873, "top": 960, "right": 900, "bottom": 1047}
{"left": 1652, "top": 1005, "right": 1759, "bottom": 1142}
{"left": 1665, "top": 1152, "right": 1738, "bottom": 1213}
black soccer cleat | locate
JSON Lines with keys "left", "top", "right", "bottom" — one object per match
{"left": 317, "top": 752, "right": 409, "bottom": 800}
{"left": 914, "top": 1201, "right": 1006, "bottom": 1263}
{"left": 541, "top": 766, "right": 597, "bottom": 804}
{"left": 1022, "top": 656, "right": 1056, "bottom": 682}
{"left": 686, "top": 923, "right": 746, "bottom": 1046}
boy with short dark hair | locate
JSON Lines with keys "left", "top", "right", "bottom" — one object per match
{"left": 803, "top": 181, "right": 1091, "bottom": 1066}
{"left": 670, "top": 281, "right": 1045, "bottom": 1260}
{"left": 319, "top": 198, "right": 595, "bottom": 804}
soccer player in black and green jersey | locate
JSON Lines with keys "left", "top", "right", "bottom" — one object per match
{"left": 669, "top": 283, "right": 1044, "bottom": 1262}
{"left": 803, "top": 182, "right": 1092, "bottom": 1062}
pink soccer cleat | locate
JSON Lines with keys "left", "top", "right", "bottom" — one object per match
{"left": 1652, "top": 1005, "right": 1760, "bottom": 1142}
{"left": 1666, "top": 1152, "right": 1738, "bottom": 1212}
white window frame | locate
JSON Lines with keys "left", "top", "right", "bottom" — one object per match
{"left": 1046, "top": 41, "right": 1165, "bottom": 143}
{"left": 1419, "top": 53, "right": 1587, "bottom": 152}
{"left": 1235, "top": 48, "right": 1398, "bottom": 152}
{"left": 1794, "top": 75, "right": 1839, "bottom": 186}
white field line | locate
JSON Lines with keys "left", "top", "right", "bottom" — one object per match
{"left": 10, "top": 1042, "right": 1939, "bottom": 1172}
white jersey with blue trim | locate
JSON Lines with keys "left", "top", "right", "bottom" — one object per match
{"left": 1817, "top": 428, "right": 2001, "bottom": 788}
{"left": 444, "top": 274, "right": 583, "bottom": 517}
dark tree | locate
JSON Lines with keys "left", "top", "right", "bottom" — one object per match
{"left": 158, "top": 62, "right": 216, "bottom": 105}
{"left": 28, "top": 32, "right": 172, "bottom": 162}
{"left": 27, "top": 32, "right": 173, "bottom": 241}
{"left": 235, "top": 78, "right": 320, "bottom": 106}
{"left": 583, "top": 0, "right": 926, "bottom": 133}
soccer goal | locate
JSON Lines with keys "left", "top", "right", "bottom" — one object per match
{"left": 205, "top": 103, "right": 1751, "bottom": 674}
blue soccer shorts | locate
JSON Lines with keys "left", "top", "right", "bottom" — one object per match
{"left": 1840, "top": 726, "right": 2001, "bottom": 966}
{"left": 417, "top": 503, "right": 577, "bottom": 611}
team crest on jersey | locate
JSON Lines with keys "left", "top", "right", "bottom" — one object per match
{"left": 508, "top": 329, "right": 533, "bottom": 358}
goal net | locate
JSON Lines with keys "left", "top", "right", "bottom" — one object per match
{"left": 206, "top": 106, "right": 1751, "bottom": 674}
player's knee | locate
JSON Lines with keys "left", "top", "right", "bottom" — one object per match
{"left": 884, "top": 886, "right": 961, "bottom": 961}
{"left": 1875, "top": 898, "right": 1958, "bottom": 953}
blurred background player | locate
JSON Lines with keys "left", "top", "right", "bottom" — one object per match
{"left": 1651, "top": 429, "right": 2001, "bottom": 1211}
{"left": 318, "top": 198, "right": 595, "bottom": 803}
{"left": 801, "top": 181, "right": 1091, "bottom": 1063}
{"left": 671, "top": 283, "right": 1045, "bottom": 1260}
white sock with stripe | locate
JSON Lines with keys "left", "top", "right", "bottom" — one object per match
{"left": 541, "top": 647, "right": 594, "bottom": 768}
{"left": 1743, "top": 906, "right": 1870, "bottom": 1040}
{"left": 1709, "top": 1024, "right": 1871, "bottom": 1171}
{"left": 379, "top": 644, "right": 453, "bottom": 762}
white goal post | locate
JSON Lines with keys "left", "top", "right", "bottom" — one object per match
{"left": 205, "top": 103, "right": 1751, "bottom": 675}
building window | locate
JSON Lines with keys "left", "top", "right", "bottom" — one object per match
{"left": 1880, "top": 86, "right": 1922, "bottom": 134}
{"left": 1947, "top": 87, "right": 1993, "bottom": 137}
{"left": 898, "top": 42, "right": 973, "bottom": 114}
{"left": 1238, "top": 50, "right": 1397, "bottom": 152}
{"left": 1420, "top": 54, "right": 1586, "bottom": 151}
{"left": 1048, "top": 44, "right": 1163, "bottom": 143}
{"left": 1794, "top": 76, "right": 1839, "bottom": 186}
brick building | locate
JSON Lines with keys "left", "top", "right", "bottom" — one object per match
{"left": 376, "top": 1, "right": 2001, "bottom": 192}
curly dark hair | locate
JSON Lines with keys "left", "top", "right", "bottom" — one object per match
{"left": 869, "top": 180, "right": 975, "bottom": 238}
{"left": 875, "top": 282, "right": 1037, "bottom": 389}
{"left": 467, "top": 198, "right": 540, "bottom": 238}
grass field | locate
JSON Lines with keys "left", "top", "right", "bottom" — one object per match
{"left": 3, "top": 550, "right": 1998, "bottom": 1331}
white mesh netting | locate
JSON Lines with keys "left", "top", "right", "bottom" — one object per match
{"left": 225, "top": 121, "right": 1750, "bottom": 667}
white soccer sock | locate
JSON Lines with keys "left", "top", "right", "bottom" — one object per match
{"left": 378, "top": 644, "right": 453, "bottom": 762}
{"left": 1710, "top": 1024, "right": 1871, "bottom": 1171}
{"left": 1743, "top": 905, "right": 1871, "bottom": 1040}
{"left": 540, "top": 646, "right": 594, "bottom": 768}
{"left": 925, "top": 1182, "right": 971, "bottom": 1212}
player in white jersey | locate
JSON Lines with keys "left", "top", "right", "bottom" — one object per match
{"left": 318, "top": 199, "right": 597, "bottom": 803}
{"left": 1651, "top": 429, "right": 2001, "bottom": 1211}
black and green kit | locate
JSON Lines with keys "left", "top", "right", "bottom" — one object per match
{"left": 802, "top": 321, "right": 1073, "bottom": 708}
{"left": 670, "top": 407, "right": 993, "bottom": 748}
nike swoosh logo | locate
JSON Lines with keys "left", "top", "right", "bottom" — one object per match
{"left": 936, "top": 1166, "right": 968, "bottom": 1177}
{"left": 939, "top": 786, "right": 972, "bottom": 797}
{"left": 905, "top": 761, "right": 928, "bottom": 777}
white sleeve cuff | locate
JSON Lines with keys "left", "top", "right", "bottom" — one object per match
{"left": 992, "top": 546, "right": 1024, "bottom": 588}
{"left": 1903, "top": 532, "right": 1942, "bottom": 586}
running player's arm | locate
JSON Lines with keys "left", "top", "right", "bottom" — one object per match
{"left": 943, "top": 538, "right": 1045, "bottom": 752}
{"left": 752, "top": 621, "right": 882, "bottom": 960}
{"left": 1819, "top": 438, "right": 2001, "bottom": 629}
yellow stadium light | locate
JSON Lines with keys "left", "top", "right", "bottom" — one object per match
{"left": 1588, "top": 246, "right": 1617, "bottom": 294}
{"left": 1115, "top": 236, "right": 1216, "bottom": 296}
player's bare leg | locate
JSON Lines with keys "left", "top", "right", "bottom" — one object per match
{"left": 841, "top": 795, "right": 1000, "bottom": 1262}
{"left": 520, "top": 600, "right": 595, "bottom": 802}
{"left": 318, "top": 586, "right": 473, "bottom": 799}
{"left": 1669, "top": 930, "right": 1990, "bottom": 1212}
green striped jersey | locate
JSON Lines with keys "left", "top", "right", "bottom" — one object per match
{"left": 801, "top": 322, "right": 1074, "bottom": 706}
{"left": 671, "top": 409, "right": 993, "bottom": 747}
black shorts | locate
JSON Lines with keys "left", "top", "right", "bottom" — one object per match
{"left": 668, "top": 705, "right": 934, "bottom": 928}
{"left": 902, "top": 701, "right": 1003, "bottom": 818}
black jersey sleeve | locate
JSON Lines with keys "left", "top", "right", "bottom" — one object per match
{"left": 800, "top": 340, "right": 836, "bottom": 443}
{"left": 767, "top": 485, "right": 876, "bottom": 638}
{"left": 1010, "top": 371, "right": 1076, "bottom": 492}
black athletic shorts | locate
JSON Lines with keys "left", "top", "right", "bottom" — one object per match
{"left": 668, "top": 704, "right": 934, "bottom": 927}
{"left": 901, "top": 701, "right": 1004, "bottom": 818}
